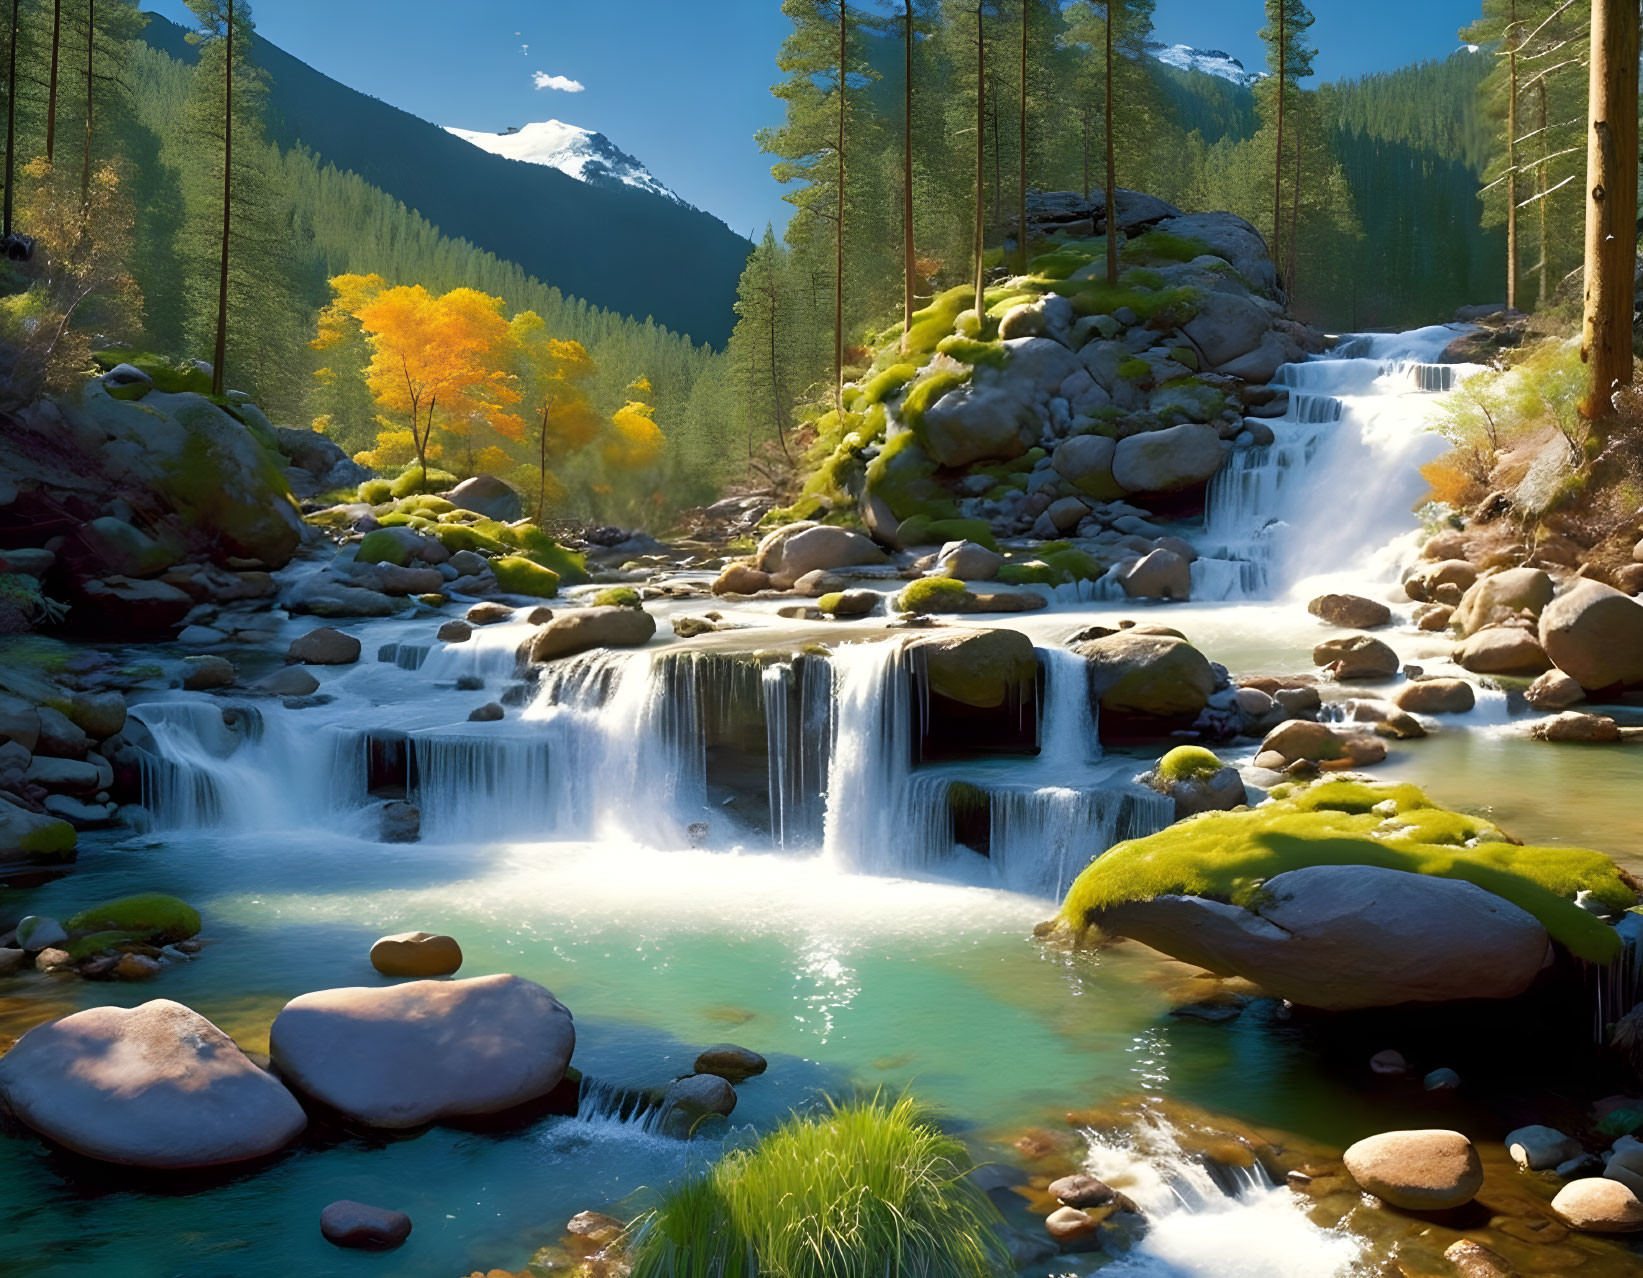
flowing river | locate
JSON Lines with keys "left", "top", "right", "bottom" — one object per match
{"left": 2, "top": 324, "right": 1640, "bottom": 1276}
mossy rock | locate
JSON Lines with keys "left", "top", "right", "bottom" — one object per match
{"left": 432, "top": 523, "right": 508, "bottom": 557}
{"left": 593, "top": 586, "right": 643, "bottom": 609}
{"left": 356, "top": 528, "right": 416, "bottom": 567}
{"left": 93, "top": 350, "right": 212, "bottom": 395}
{"left": 357, "top": 478, "right": 392, "bottom": 504}
{"left": 1060, "top": 778, "right": 1634, "bottom": 963}
{"left": 1156, "top": 745, "right": 1225, "bottom": 783}
{"left": 911, "top": 627, "right": 1037, "bottom": 708}
{"left": 895, "top": 577, "right": 974, "bottom": 614}
{"left": 388, "top": 467, "right": 459, "bottom": 500}
{"left": 64, "top": 893, "right": 201, "bottom": 946}
{"left": 492, "top": 556, "right": 560, "bottom": 597}
{"left": 502, "top": 524, "right": 589, "bottom": 585}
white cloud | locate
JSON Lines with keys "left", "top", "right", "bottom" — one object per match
{"left": 532, "top": 71, "right": 584, "bottom": 93}
{"left": 521, "top": 43, "right": 529, "bottom": 54}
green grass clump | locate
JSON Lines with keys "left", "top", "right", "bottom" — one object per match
{"left": 895, "top": 576, "right": 973, "bottom": 614}
{"left": 388, "top": 466, "right": 459, "bottom": 500}
{"left": 492, "top": 556, "right": 559, "bottom": 598}
{"left": 1028, "top": 244, "right": 1099, "bottom": 280}
{"left": 1061, "top": 778, "right": 1635, "bottom": 962}
{"left": 357, "top": 478, "right": 392, "bottom": 504}
{"left": 627, "top": 1094, "right": 1008, "bottom": 1278}
{"left": 901, "top": 370, "right": 969, "bottom": 437}
{"left": 1156, "top": 745, "right": 1226, "bottom": 783}
{"left": 936, "top": 334, "right": 1009, "bottom": 369}
{"left": 64, "top": 893, "right": 201, "bottom": 945}
{"left": 593, "top": 586, "right": 643, "bottom": 609}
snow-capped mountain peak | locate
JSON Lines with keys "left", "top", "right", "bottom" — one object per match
{"left": 1147, "top": 43, "right": 1267, "bottom": 89}
{"left": 443, "top": 120, "right": 687, "bottom": 206}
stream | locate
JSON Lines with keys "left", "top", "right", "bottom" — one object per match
{"left": 2, "top": 323, "right": 1639, "bottom": 1276}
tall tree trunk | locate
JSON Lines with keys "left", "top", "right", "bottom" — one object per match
{"left": 46, "top": 0, "right": 60, "bottom": 161}
{"left": 1015, "top": 0, "right": 1026, "bottom": 274}
{"left": 972, "top": 2, "right": 986, "bottom": 327}
{"left": 989, "top": 70, "right": 1000, "bottom": 228}
{"left": 211, "top": 0, "right": 233, "bottom": 398}
{"left": 81, "top": 0, "right": 92, "bottom": 204}
{"left": 1272, "top": 2, "right": 1285, "bottom": 276}
{"left": 1103, "top": 0, "right": 1117, "bottom": 286}
{"left": 1506, "top": 0, "right": 1518, "bottom": 312}
{"left": 1080, "top": 101, "right": 1090, "bottom": 202}
{"left": 901, "top": 0, "right": 915, "bottom": 354}
{"left": 539, "top": 403, "right": 551, "bottom": 522}
{"left": 3, "top": 0, "right": 18, "bottom": 238}
{"left": 1288, "top": 116, "right": 1302, "bottom": 304}
{"left": 1578, "top": 0, "right": 1639, "bottom": 422}
{"left": 1536, "top": 78, "right": 1548, "bottom": 307}
{"left": 832, "top": 1, "right": 845, "bottom": 418}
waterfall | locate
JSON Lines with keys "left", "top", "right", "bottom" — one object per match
{"left": 1078, "top": 1116, "right": 1364, "bottom": 1277}
{"left": 820, "top": 640, "right": 917, "bottom": 873}
{"left": 763, "top": 658, "right": 832, "bottom": 849}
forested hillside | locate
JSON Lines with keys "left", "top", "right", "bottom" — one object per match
{"left": 139, "top": 15, "right": 751, "bottom": 350}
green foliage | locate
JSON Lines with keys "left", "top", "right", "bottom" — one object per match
{"left": 1157, "top": 745, "right": 1226, "bottom": 782}
{"left": 64, "top": 893, "right": 201, "bottom": 944}
{"left": 895, "top": 576, "right": 972, "bottom": 613}
{"left": 491, "top": 555, "right": 560, "bottom": 598}
{"left": 627, "top": 1094, "right": 1008, "bottom": 1278}
{"left": 593, "top": 587, "right": 643, "bottom": 609}
{"left": 1117, "top": 357, "right": 1151, "bottom": 381}
{"left": 431, "top": 523, "right": 507, "bottom": 557}
{"left": 1061, "top": 779, "right": 1634, "bottom": 962}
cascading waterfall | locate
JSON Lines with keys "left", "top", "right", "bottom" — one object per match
{"left": 820, "top": 640, "right": 917, "bottom": 873}
{"left": 763, "top": 657, "right": 832, "bottom": 849}
{"left": 1079, "top": 1117, "right": 1364, "bottom": 1277}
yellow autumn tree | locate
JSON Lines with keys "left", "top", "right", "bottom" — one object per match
{"left": 508, "top": 310, "right": 600, "bottom": 521}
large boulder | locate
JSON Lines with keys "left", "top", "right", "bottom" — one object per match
{"left": 767, "top": 525, "right": 886, "bottom": 583}
{"left": 67, "top": 575, "right": 193, "bottom": 635}
{"left": 1073, "top": 632, "right": 1215, "bottom": 720}
{"left": 0, "top": 1000, "right": 307, "bottom": 1167}
{"left": 0, "top": 798, "right": 76, "bottom": 865}
{"left": 1154, "top": 212, "right": 1282, "bottom": 299}
{"left": 268, "top": 974, "right": 574, "bottom": 1128}
{"left": 908, "top": 628, "right": 1037, "bottom": 709}
{"left": 1308, "top": 593, "right": 1391, "bottom": 630}
{"left": 1343, "top": 1130, "right": 1484, "bottom": 1211}
{"left": 1552, "top": 1179, "right": 1643, "bottom": 1232}
{"left": 444, "top": 474, "right": 523, "bottom": 523}
{"left": 1051, "top": 434, "right": 1121, "bottom": 500}
{"left": 1394, "top": 679, "right": 1476, "bottom": 715}
{"left": 1313, "top": 633, "right": 1400, "bottom": 680}
{"left": 1181, "top": 291, "right": 1274, "bottom": 367}
{"left": 1111, "top": 423, "right": 1225, "bottom": 495}
{"left": 1455, "top": 626, "right": 1552, "bottom": 676}
{"left": 289, "top": 626, "right": 361, "bottom": 665}
{"left": 524, "top": 605, "right": 656, "bottom": 662}
{"left": 79, "top": 516, "right": 179, "bottom": 578}
{"left": 1216, "top": 329, "right": 1305, "bottom": 382}
{"left": 65, "top": 385, "right": 304, "bottom": 568}
{"left": 1088, "top": 864, "right": 1550, "bottom": 1010}
{"left": 1538, "top": 579, "right": 1643, "bottom": 691}
{"left": 1118, "top": 549, "right": 1191, "bottom": 601}
{"left": 918, "top": 380, "right": 1035, "bottom": 468}
{"left": 1453, "top": 567, "right": 1555, "bottom": 636}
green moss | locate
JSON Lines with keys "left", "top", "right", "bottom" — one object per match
{"left": 1157, "top": 745, "right": 1226, "bottom": 783}
{"left": 936, "top": 334, "right": 1009, "bottom": 369}
{"left": 1117, "top": 357, "right": 1151, "bottom": 381}
{"left": 501, "top": 524, "right": 589, "bottom": 585}
{"left": 860, "top": 362, "right": 918, "bottom": 407}
{"left": 923, "top": 518, "right": 999, "bottom": 552}
{"left": 356, "top": 528, "right": 414, "bottom": 566}
{"left": 357, "top": 478, "right": 392, "bottom": 504}
{"left": 593, "top": 586, "right": 643, "bottom": 608}
{"left": 998, "top": 562, "right": 1057, "bottom": 587}
{"left": 901, "top": 369, "right": 970, "bottom": 439}
{"left": 1123, "top": 231, "right": 1211, "bottom": 264}
{"left": 491, "top": 555, "right": 560, "bottom": 597}
{"left": 895, "top": 576, "right": 974, "bottom": 614}
{"left": 64, "top": 893, "right": 201, "bottom": 945}
{"left": 398, "top": 495, "right": 455, "bottom": 516}
{"left": 432, "top": 523, "right": 507, "bottom": 557}
{"left": 1060, "top": 779, "right": 1635, "bottom": 963}
{"left": 63, "top": 930, "right": 148, "bottom": 961}
{"left": 1053, "top": 279, "right": 1202, "bottom": 327}
{"left": 1028, "top": 244, "right": 1101, "bottom": 280}
{"left": 93, "top": 350, "right": 212, "bottom": 395}
{"left": 388, "top": 467, "right": 458, "bottom": 499}
{"left": 816, "top": 591, "right": 846, "bottom": 614}
{"left": 865, "top": 432, "right": 959, "bottom": 526}
{"left": 16, "top": 818, "right": 76, "bottom": 858}
{"left": 903, "top": 285, "right": 978, "bottom": 362}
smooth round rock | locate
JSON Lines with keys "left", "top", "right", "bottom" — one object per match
{"left": 0, "top": 1000, "right": 306, "bottom": 1167}
{"left": 16, "top": 915, "right": 67, "bottom": 951}
{"left": 1343, "top": 1129, "right": 1483, "bottom": 1210}
{"left": 320, "top": 1200, "right": 412, "bottom": 1250}
{"left": 1552, "top": 1177, "right": 1643, "bottom": 1232}
{"left": 288, "top": 626, "right": 361, "bottom": 665}
{"left": 369, "top": 931, "right": 463, "bottom": 978}
{"left": 692, "top": 1043, "right": 766, "bottom": 1083}
{"left": 660, "top": 1073, "right": 737, "bottom": 1135}
{"left": 1049, "top": 1172, "right": 1114, "bottom": 1208}
{"left": 268, "top": 974, "right": 574, "bottom": 1128}
{"left": 1044, "top": 1205, "right": 1101, "bottom": 1251}
{"left": 258, "top": 667, "right": 320, "bottom": 697}
{"left": 1394, "top": 678, "right": 1475, "bottom": 715}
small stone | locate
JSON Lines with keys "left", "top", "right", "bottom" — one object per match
{"left": 258, "top": 668, "right": 320, "bottom": 697}
{"left": 0, "top": 947, "right": 28, "bottom": 977}
{"left": 1048, "top": 1172, "right": 1114, "bottom": 1208}
{"left": 320, "top": 1200, "right": 412, "bottom": 1250}
{"left": 113, "top": 953, "right": 162, "bottom": 981}
{"left": 565, "top": 1210, "right": 625, "bottom": 1249}
{"left": 661, "top": 1073, "right": 737, "bottom": 1135}
{"left": 1506, "top": 1124, "right": 1582, "bottom": 1171}
{"left": 288, "top": 626, "right": 361, "bottom": 665}
{"left": 692, "top": 1044, "right": 767, "bottom": 1083}
{"left": 1370, "top": 1049, "right": 1407, "bottom": 1077}
{"left": 1423, "top": 1068, "right": 1461, "bottom": 1092}
{"left": 1526, "top": 669, "right": 1585, "bottom": 711}
{"left": 525, "top": 606, "right": 554, "bottom": 625}
{"left": 1308, "top": 593, "right": 1392, "bottom": 629}
{"left": 16, "top": 916, "right": 67, "bottom": 951}
{"left": 468, "top": 702, "right": 504, "bottom": 722}
{"left": 369, "top": 932, "right": 463, "bottom": 978}
{"left": 466, "top": 602, "right": 513, "bottom": 625}
{"left": 1394, "top": 678, "right": 1475, "bottom": 715}
{"left": 672, "top": 616, "right": 717, "bottom": 638}
{"left": 1443, "top": 1239, "right": 1519, "bottom": 1278}
{"left": 34, "top": 947, "right": 74, "bottom": 972}
{"left": 1531, "top": 711, "right": 1620, "bottom": 743}
{"left": 1044, "top": 1205, "right": 1101, "bottom": 1252}
{"left": 437, "top": 620, "right": 472, "bottom": 643}
{"left": 181, "top": 655, "right": 236, "bottom": 691}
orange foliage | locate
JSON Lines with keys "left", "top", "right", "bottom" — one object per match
{"left": 1420, "top": 457, "right": 1484, "bottom": 508}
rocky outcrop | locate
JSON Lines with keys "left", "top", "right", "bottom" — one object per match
{"left": 0, "top": 1000, "right": 306, "bottom": 1167}
{"left": 268, "top": 974, "right": 575, "bottom": 1128}
{"left": 1088, "top": 864, "right": 1550, "bottom": 1010}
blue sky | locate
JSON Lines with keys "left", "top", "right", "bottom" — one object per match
{"left": 145, "top": 1, "right": 1486, "bottom": 240}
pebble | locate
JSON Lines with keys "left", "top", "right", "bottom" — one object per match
{"left": 692, "top": 1044, "right": 767, "bottom": 1083}
{"left": 1369, "top": 1049, "right": 1407, "bottom": 1076}
{"left": 1422, "top": 1067, "right": 1461, "bottom": 1092}
{"left": 1048, "top": 1172, "right": 1114, "bottom": 1208}
{"left": 1044, "top": 1205, "right": 1101, "bottom": 1252}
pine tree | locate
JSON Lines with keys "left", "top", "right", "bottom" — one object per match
{"left": 1578, "top": 0, "right": 1637, "bottom": 423}
{"left": 728, "top": 226, "right": 798, "bottom": 465}
{"left": 1258, "top": 0, "right": 1315, "bottom": 286}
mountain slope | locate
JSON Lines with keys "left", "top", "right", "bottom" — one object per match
{"left": 443, "top": 121, "right": 687, "bottom": 207}
{"left": 1148, "top": 43, "right": 1265, "bottom": 89}
{"left": 140, "top": 15, "right": 748, "bottom": 347}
